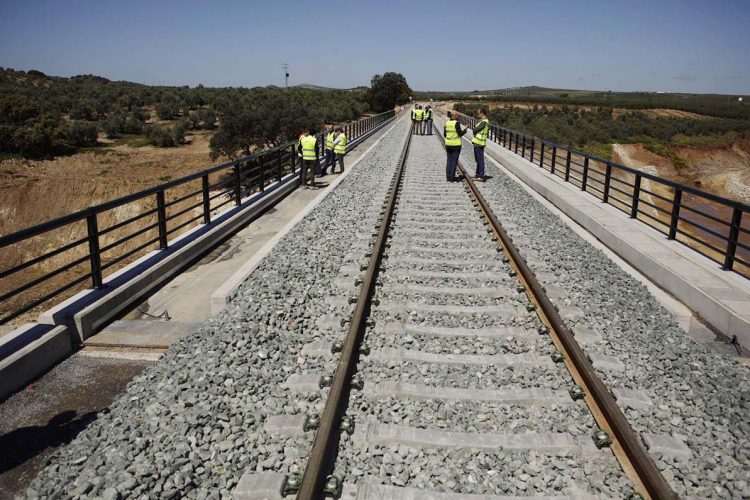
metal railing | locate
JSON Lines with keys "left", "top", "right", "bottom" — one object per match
{"left": 0, "top": 109, "right": 396, "bottom": 325}
{"left": 454, "top": 112, "right": 750, "bottom": 279}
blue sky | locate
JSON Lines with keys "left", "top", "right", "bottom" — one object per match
{"left": 0, "top": 0, "right": 748, "bottom": 94}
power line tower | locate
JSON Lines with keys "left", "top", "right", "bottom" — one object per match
{"left": 282, "top": 63, "right": 290, "bottom": 89}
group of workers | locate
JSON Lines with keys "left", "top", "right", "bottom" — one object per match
{"left": 297, "top": 104, "right": 492, "bottom": 190}
{"left": 296, "top": 124, "right": 347, "bottom": 189}
{"left": 410, "top": 104, "right": 433, "bottom": 135}
{"left": 412, "top": 103, "right": 490, "bottom": 183}
{"left": 443, "top": 107, "right": 489, "bottom": 182}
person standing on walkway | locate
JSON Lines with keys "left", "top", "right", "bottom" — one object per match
{"left": 424, "top": 105, "right": 433, "bottom": 135}
{"left": 444, "top": 111, "right": 468, "bottom": 182}
{"left": 321, "top": 124, "right": 335, "bottom": 176}
{"left": 471, "top": 108, "right": 490, "bottom": 181}
{"left": 332, "top": 127, "right": 347, "bottom": 173}
{"left": 298, "top": 129, "right": 318, "bottom": 188}
{"left": 411, "top": 106, "right": 417, "bottom": 134}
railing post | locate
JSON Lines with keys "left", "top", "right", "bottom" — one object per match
{"left": 234, "top": 163, "right": 242, "bottom": 206}
{"left": 514, "top": 133, "right": 519, "bottom": 154}
{"left": 529, "top": 138, "right": 535, "bottom": 162}
{"left": 156, "top": 189, "right": 168, "bottom": 249}
{"left": 539, "top": 143, "right": 545, "bottom": 168}
{"left": 603, "top": 162, "right": 612, "bottom": 203}
{"left": 86, "top": 213, "right": 103, "bottom": 289}
{"left": 668, "top": 189, "right": 682, "bottom": 239}
{"left": 564, "top": 150, "right": 571, "bottom": 182}
{"left": 521, "top": 136, "right": 526, "bottom": 158}
{"left": 258, "top": 156, "right": 265, "bottom": 192}
{"left": 551, "top": 146, "right": 557, "bottom": 175}
{"left": 277, "top": 149, "right": 283, "bottom": 182}
{"left": 723, "top": 208, "right": 742, "bottom": 271}
{"left": 202, "top": 174, "right": 211, "bottom": 224}
{"left": 630, "top": 174, "right": 641, "bottom": 218}
{"left": 581, "top": 156, "right": 590, "bottom": 191}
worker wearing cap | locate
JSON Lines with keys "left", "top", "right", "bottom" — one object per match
{"left": 471, "top": 108, "right": 490, "bottom": 181}
{"left": 411, "top": 106, "right": 417, "bottom": 133}
{"left": 444, "top": 111, "right": 468, "bottom": 182}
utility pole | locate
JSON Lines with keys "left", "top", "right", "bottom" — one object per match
{"left": 282, "top": 63, "right": 290, "bottom": 89}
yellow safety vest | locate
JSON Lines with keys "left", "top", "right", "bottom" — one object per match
{"left": 297, "top": 135, "right": 304, "bottom": 157}
{"left": 425, "top": 109, "right": 433, "bottom": 120}
{"left": 325, "top": 132, "right": 335, "bottom": 151}
{"left": 300, "top": 135, "right": 317, "bottom": 160}
{"left": 444, "top": 120, "right": 461, "bottom": 146}
{"left": 334, "top": 133, "right": 347, "bottom": 155}
{"left": 415, "top": 109, "right": 424, "bottom": 121}
{"left": 472, "top": 118, "right": 490, "bottom": 147}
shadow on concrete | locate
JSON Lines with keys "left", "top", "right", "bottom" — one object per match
{"left": 0, "top": 409, "right": 100, "bottom": 474}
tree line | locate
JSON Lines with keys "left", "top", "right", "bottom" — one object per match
{"left": 0, "top": 68, "right": 412, "bottom": 159}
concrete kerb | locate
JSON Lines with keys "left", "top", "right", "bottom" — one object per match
{"left": 211, "top": 115, "right": 405, "bottom": 314}
{"left": 434, "top": 113, "right": 750, "bottom": 346}
{"left": 0, "top": 323, "right": 71, "bottom": 401}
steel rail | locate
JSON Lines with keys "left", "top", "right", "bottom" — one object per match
{"left": 432, "top": 121, "right": 677, "bottom": 499}
{"left": 296, "top": 123, "right": 412, "bottom": 500}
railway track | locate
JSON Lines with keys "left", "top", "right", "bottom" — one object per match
{"left": 237, "top": 120, "right": 676, "bottom": 499}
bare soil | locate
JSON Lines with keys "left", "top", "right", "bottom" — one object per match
{"left": 0, "top": 131, "right": 219, "bottom": 327}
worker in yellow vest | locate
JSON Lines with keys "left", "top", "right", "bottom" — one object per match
{"left": 298, "top": 129, "right": 318, "bottom": 188}
{"left": 414, "top": 105, "right": 424, "bottom": 135}
{"left": 321, "top": 124, "right": 335, "bottom": 176}
{"left": 424, "top": 106, "right": 433, "bottom": 135}
{"left": 332, "top": 127, "right": 347, "bottom": 173}
{"left": 471, "top": 108, "right": 490, "bottom": 181}
{"left": 444, "top": 111, "right": 468, "bottom": 182}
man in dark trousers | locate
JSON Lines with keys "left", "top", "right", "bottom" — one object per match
{"left": 321, "top": 124, "right": 335, "bottom": 176}
{"left": 471, "top": 108, "right": 490, "bottom": 181}
{"left": 444, "top": 111, "right": 468, "bottom": 182}
{"left": 424, "top": 105, "right": 433, "bottom": 135}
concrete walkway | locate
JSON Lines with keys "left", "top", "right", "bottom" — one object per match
{"left": 435, "top": 113, "right": 750, "bottom": 358}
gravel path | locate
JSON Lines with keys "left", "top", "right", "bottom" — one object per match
{"left": 463, "top": 137, "right": 750, "bottom": 498}
{"left": 328, "top": 133, "right": 636, "bottom": 498}
{"left": 25, "top": 117, "right": 411, "bottom": 499}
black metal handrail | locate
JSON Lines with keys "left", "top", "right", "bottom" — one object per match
{"left": 452, "top": 111, "right": 750, "bottom": 279}
{"left": 0, "top": 109, "right": 396, "bottom": 325}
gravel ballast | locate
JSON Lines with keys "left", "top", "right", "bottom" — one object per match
{"left": 459, "top": 135, "right": 750, "bottom": 498}
{"left": 25, "top": 117, "right": 411, "bottom": 499}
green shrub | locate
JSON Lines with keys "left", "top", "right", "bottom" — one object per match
{"left": 67, "top": 120, "right": 98, "bottom": 146}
